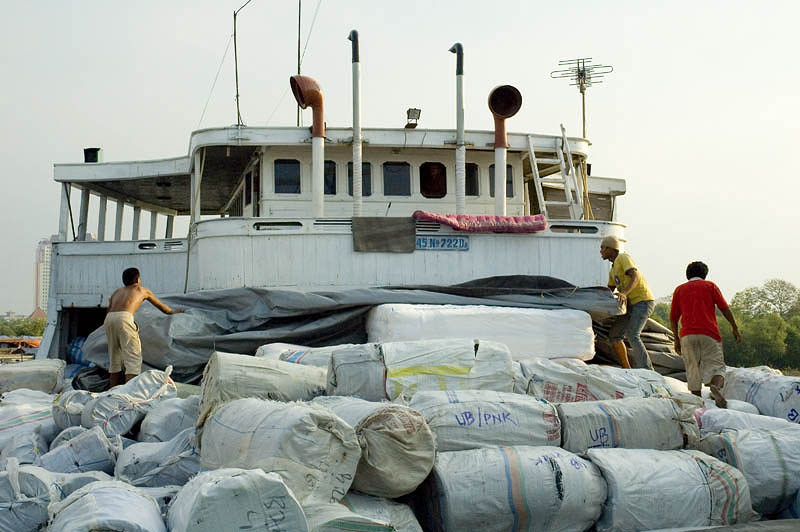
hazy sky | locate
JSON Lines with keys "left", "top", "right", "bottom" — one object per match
{"left": 1, "top": 1, "right": 798, "bottom": 314}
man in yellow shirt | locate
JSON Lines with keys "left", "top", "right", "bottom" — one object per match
{"left": 600, "top": 235, "right": 655, "bottom": 369}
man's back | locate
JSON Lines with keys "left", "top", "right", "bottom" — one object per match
{"left": 671, "top": 279, "right": 728, "bottom": 342}
{"left": 108, "top": 285, "right": 149, "bottom": 314}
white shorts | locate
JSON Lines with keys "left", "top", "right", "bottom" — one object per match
{"left": 681, "top": 334, "right": 725, "bottom": 392}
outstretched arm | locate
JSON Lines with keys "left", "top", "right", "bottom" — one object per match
{"left": 670, "top": 320, "right": 681, "bottom": 354}
{"left": 720, "top": 307, "right": 742, "bottom": 343}
{"left": 146, "top": 290, "right": 184, "bottom": 315}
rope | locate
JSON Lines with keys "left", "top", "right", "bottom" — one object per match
{"left": 197, "top": 34, "right": 233, "bottom": 128}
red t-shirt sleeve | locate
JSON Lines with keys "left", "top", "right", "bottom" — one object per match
{"left": 670, "top": 287, "right": 681, "bottom": 323}
{"left": 713, "top": 283, "right": 729, "bottom": 310}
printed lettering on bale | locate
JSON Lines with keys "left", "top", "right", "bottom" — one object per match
{"left": 696, "top": 407, "right": 798, "bottom": 434}
{"left": 367, "top": 303, "right": 596, "bottom": 361}
{"left": 413, "top": 446, "right": 607, "bottom": 532}
{"left": 557, "top": 397, "right": 698, "bottom": 454}
{"left": 200, "top": 398, "right": 361, "bottom": 505}
{"left": 587, "top": 448, "right": 755, "bottom": 531}
{"left": 167, "top": 468, "right": 308, "bottom": 532}
{"left": 198, "top": 351, "right": 326, "bottom": 424}
{"left": 408, "top": 389, "right": 561, "bottom": 452}
{"left": 312, "top": 395, "right": 436, "bottom": 498}
{"left": 694, "top": 427, "right": 800, "bottom": 515}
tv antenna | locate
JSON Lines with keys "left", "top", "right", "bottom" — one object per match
{"left": 550, "top": 58, "right": 613, "bottom": 138}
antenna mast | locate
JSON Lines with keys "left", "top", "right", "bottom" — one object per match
{"left": 550, "top": 58, "right": 613, "bottom": 138}
{"left": 233, "top": 0, "right": 254, "bottom": 127}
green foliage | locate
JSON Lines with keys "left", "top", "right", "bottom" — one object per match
{"left": 651, "top": 302, "right": 671, "bottom": 328}
{"left": 0, "top": 318, "right": 46, "bottom": 337}
{"left": 731, "top": 279, "right": 800, "bottom": 319}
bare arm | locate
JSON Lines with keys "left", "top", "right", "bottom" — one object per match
{"left": 145, "top": 290, "right": 183, "bottom": 315}
{"left": 670, "top": 320, "right": 682, "bottom": 354}
{"left": 720, "top": 307, "right": 742, "bottom": 343}
{"left": 616, "top": 268, "right": 641, "bottom": 304}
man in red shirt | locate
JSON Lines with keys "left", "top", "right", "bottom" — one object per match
{"left": 670, "top": 261, "right": 742, "bottom": 407}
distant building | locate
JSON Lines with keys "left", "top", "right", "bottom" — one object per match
{"left": 1, "top": 311, "right": 19, "bottom": 321}
{"left": 34, "top": 236, "right": 57, "bottom": 313}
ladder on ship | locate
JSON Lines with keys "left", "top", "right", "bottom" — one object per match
{"left": 527, "top": 124, "right": 591, "bottom": 220}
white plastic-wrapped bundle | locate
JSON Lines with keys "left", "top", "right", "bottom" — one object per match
{"left": 696, "top": 407, "right": 798, "bottom": 434}
{"left": 416, "top": 446, "right": 606, "bottom": 532}
{"left": 694, "top": 427, "right": 800, "bottom": 515}
{"left": 703, "top": 398, "right": 760, "bottom": 414}
{"left": 198, "top": 351, "right": 326, "bottom": 424}
{"left": 52, "top": 470, "right": 112, "bottom": 497}
{"left": 0, "top": 359, "right": 65, "bottom": 394}
{"left": 0, "top": 428, "right": 48, "bottom": 466}
{"left": 558, "top": 397, "right": 697, "bottom": 454}
{"left": 0, "top": 459, "right": 60, "bottom": 532}
{"left": 48, "top": 480, "right": 166, "bottom": 532}
{"left": 167, "top": 468, "right": 307, "bottom": 532}
{"left": 52, "top": 389, "right": 95, "bottom": 429}
{"left": 587, "top": 448, "right": 755, "bottom": 531}
{"left": 312, "top": 396, "right": 435, "bottom": 498}
{"left": 367, "top": 304, "right": 595, "bottom": 361}
{"left": 518, "top": 358, "right": 666, "bottom": 402}
{"left": 256, "top": 342, "right": 355, "bottom": 368}
{"left": 138, "top": 395, "right": 200, "bottom": 442}
{"left": 35, "top": 425, "right": 118, "bottom": 474}
{"left": 0, "top": 401, "right": 59, "bottom": 450}
{"left": 0, "top": 388, "right": 55, "bottom": 405}
{"left": 115, "top": 428, "right": 202, "bottom": 487}
{"left": 81, "top": 367, "right": 177, "bottom": 436}
{"left": 341, "top": 492, "right": 422, "bottom": 532}
{"left": 382, "top": 339, "right": 514, "bottom": 402}
{"left": 305, "top": 502, "right": 393, "bottom": 532}
{"left": 723, "top": 367, "right": 800, "bottom": 422}
{"left": 326, "top": 344, "right": 385, "bottom": 400}
{"left": 408, "top": 390, "right": 561, "bottom": 451}
{"left": 201, "top": 398, "right": 361, "bottom": 505}
{"left": 50, "top": 426, "right": 88, "bottom": 449}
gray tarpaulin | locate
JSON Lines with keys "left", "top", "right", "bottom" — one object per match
{"left": 81, "top": 276, "right": 624, "bottom": 382}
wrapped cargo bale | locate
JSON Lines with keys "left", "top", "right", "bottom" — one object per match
{"left": 341, "top": 492, "right": 422, "bottom": 532}
{"left": 167, "top": 468, "right": 308, "bottom": 532}
{"left": 52, "top": 470, "right": 112, "bottom": 497}
{"left": 312, "top": 396, "right": 435, "bottom": 498}
{"left": 408, "top": 390, "right": 560, "bottom": 451}
{"left": 35, "top": 425, "right": 119, "bottom": 474}
{"left": 0, "top": 359, "right": 65, "bottom": 394}
{"left": 115, "top": 428, "right": 202, "bottom": 487}
{"left": 257, "top": 342, "right": 355, "bottom": 368}
{"left": 587, "top": 448, "right": 755, "bottom": 531}
{"left": 518, "top": 358, "right": 665, "bottom": 402}
{"left": 382, "top": 338, "right": 514, "bottom": 402}
{"left": 198, "top": 351, "right": 326, "bottom": 424}
{"left": 52, "top": 389, "right": 95, "bottom": 430}
{"left": 50, "top": 426, "right": 88, "bottom": 449}
{"left": 696, "top": 407, "right": 798, "bottom": 434}
{"left": 557, "top": 397, "right": 697, "bottom": 454}
{"left": 81, "top": 367, "right": 177, "bottom": 437}
{"left": 0, "top": 459, "right": 60, "bottom": 532}
{"left": 694, "top": 428, "right": 800, "bottom": 515}
{"left": 200, "top": 398, "right": 361, "bottom": 505}
{"left": 367, "top": 304, "right": 595, "bottom": 361}
{"left": 415, "top": 446, "right": 606, "bottom": 532}
{"left": 703, "top": 398, "right": 759, "bottom": 414}
{"left": 0, "top": 401, "right": 59, "bottom": 450}
{"left": 48, "top": 480, "right": 166, "bottom": 532}
{"left": 326, "top": 344, "right": 386, "bottom": 400}
{"left": 305, "top": 502, "right": 393, "bottom": 532}
{"left": 723, "top": 367, "right": 800, "bottom": 423}
{"left": 0, "top": 428, "right": 48, "bottom": 466}
{"left": 0, "top": 388, "right": 55, "bottom": 405}
{"left": 138, "top": 395, "right": 200, "bottom": 442}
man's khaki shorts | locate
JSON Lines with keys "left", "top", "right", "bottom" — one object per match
{"left": 681, "top": 334, "right": 726, "bottom": 392}
{"left": 104, "top": 311, "right": 142, "bottom": 375}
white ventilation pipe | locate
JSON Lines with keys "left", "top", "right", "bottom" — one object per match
{"left": 349, "top": 30, "right": 363, "bottom": 216}
{"left": 488, "top": 85, "right": 522, "bottom": 216}
{"left": 450, "top": 43, "right": 465, "bottom": 214}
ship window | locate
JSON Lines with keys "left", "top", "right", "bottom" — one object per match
{"left": 466, "top": 163, "right": 479, "bottom": 196}
{"left": 347, "top": 162, "right": 372, "bottom": 196}
{"left": 244, "top": 170, "right": 252, "bottom": 205}
{"left": 383, "top": 162, "right": 411, "bottom": 196}
{"left": 274, "top": 159, "right": 301, "bottom": 194}
{"left": 420, "top": 162, "right": 447, "bottom": 199}
{"left": 324, "top": 161, "right": 336, "bottom": 195}
{"left": 489, "top": 164, "right": 514, "bottom": 198}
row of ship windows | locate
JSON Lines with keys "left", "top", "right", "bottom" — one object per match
{"left": 259, "top": 159, "right": 514, "bottom": 199}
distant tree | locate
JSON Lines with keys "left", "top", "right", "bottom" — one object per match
{"left": 0, "top": 318, "right": 46, "bottom": 337}
{"left": 731, "top": 279, "right": 800, "bottom": 319}
{"left": 722, "top": 312, "right": 787, "bottom": 369}
{"left": 651, "top": 302, "right": 670, "bottom": 327}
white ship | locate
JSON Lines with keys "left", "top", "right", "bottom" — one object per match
{"left": 38, "top": 34, "right": 626, "bottom": 359}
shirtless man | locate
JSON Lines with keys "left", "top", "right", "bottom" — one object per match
{"left": 104, "top": 267, "right": 183, "bottom": 387}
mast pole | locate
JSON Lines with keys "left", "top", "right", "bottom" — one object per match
{"left": 234, "top": 10, "right": 242, "bottom": 126}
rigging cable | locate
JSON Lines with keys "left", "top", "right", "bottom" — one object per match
{"left": 299, "top": 0, "right": 324, "bottom": 65}
{"left": 197, "top": 34, "right": 234, "bottom": 128}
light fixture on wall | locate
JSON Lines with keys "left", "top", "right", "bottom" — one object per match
{"left": 405, "top": 108, "right": 421, "bottom": 129}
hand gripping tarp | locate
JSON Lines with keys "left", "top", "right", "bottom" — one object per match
{"left": 77, "top": 275, "right": 623, "bottom": 380}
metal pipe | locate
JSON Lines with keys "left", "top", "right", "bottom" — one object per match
{"left": 449, "top": 43, "right": 465, "bottom": 214}
{"left": 488, "top": 85, "right": 522, "bottom": 215}
{"left": 290, "top": 74, "right": 325, "bottom": 217}
{"left": 349, "top": 30, "right": 363, "bottom": 216}
{"left": 77, "top": 188, "right": 89, "bottom": 241}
